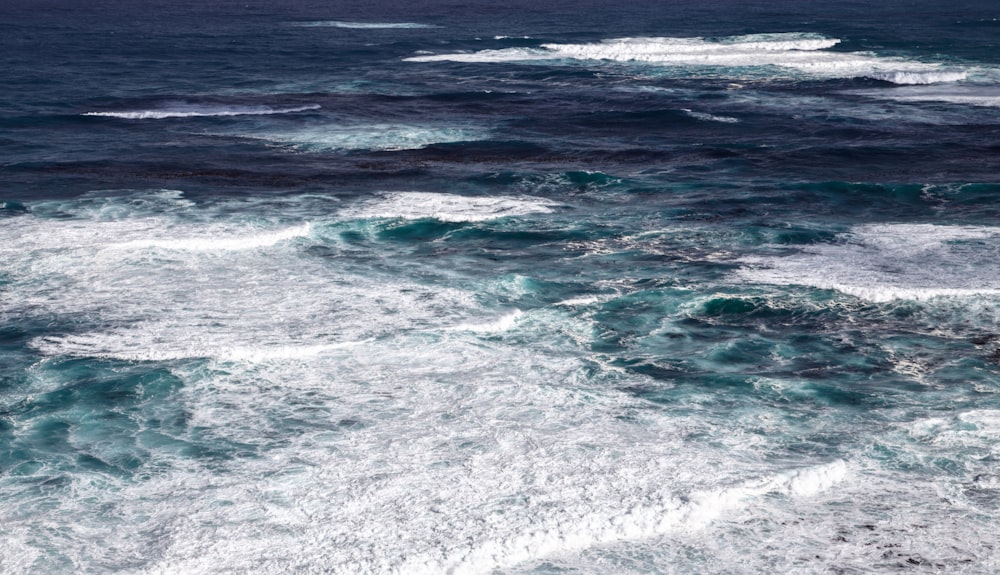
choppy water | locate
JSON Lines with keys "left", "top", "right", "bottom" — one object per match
{"left": 3, "top": 1, "right": 1000, "bottom": 573}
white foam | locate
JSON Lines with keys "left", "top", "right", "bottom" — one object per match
{"left": 235, "top": 123, "right": 486, "bottom": 152}
{"left": 341, "top": 192, "right": 559, "bottom": 222}
{"left": 850, "top": 84, "right": 1000, "bottom": 107}
{"left": 292, "top": 21, "right": 437, "bottom": 29}
{"left": 555, "top": 296, "right": 602, "bottom": 306}
{"left": 6, "top": 192, "right": 981, "bottom": 575}
{"left": 399, "top": 460, "right": 848, "bottom": 574}
{"left": 83, "top": 104, "right": 321, "bottom": 119}
{"left": 30, "top": 332, "right": 370, "bottom": 363}
{"left": 407, "top": 32, "right": 967, "bottom": 85}
{"left": 866, "top": 70, "right": 968, "bottom": 85}
{"left": 109, "top": 222, "right": 312, "bottom": 251}
{"left": 448, "top": 309, "right": 524, "bottom": 333}
{"left": 681, "top": 108, "right": 740, "bottom": 123}
{"left": 737, "top": 224, "right": 1000, "bottom": 302}
{"left": 0, "top": 218, "right": 311, "bottom": 255}
{"left": 908, "top": 410, "right": 1000, "bottom": 447}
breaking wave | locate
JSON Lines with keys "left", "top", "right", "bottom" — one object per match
{"left": 407, "top": 32, "right": 968, "bottom": 85}
{"left": 83, "top": 104, "right": 321, "bottom": 119}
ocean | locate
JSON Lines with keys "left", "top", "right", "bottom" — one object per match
{"left": 2, "top": 0, "right": 1000, "bottom": 572}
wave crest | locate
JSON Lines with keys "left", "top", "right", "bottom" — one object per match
{"left": 341, "top": 192, "right": 559, "bottom": 222}
{"left": 737, "top": 224, "right": 1000, "bottom": 302}
{"left": 292, "top": 21, "right": 437, "bottom": 29}
{"left": 408, "top": 32, "right": 967, "bottom": 85}
{"left": 84, "top": 104, "right": 321, "bottom": 119}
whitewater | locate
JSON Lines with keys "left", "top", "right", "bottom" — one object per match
{"left": 2, "top": 0, "right": 1000, "bottom": 573}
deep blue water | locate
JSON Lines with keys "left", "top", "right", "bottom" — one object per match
{"left": 2, "top": 1, "right": 1000, "bottom": 573}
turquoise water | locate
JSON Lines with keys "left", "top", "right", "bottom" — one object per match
{"left": 2, "top": 1, "right": 1000, "bottom": 572}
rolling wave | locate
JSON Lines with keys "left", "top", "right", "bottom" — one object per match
{"left": 737, "top": 223, "right": 1000, "bottom": 302}
{"left": 407, "top": 32, "right": 967, "bottom": 85}
{"left": 292, "top": 21, "right": 437, "bottom": 29}
{"left": 84, "top": 104, "right": 321, "bottom": 119}
{"left": 341, "top": 192, "right": 560, "bottom": 222}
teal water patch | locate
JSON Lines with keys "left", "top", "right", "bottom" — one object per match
{"left": 0, "top": 201, "right": 28, "bottom": 216}
{"left": 375, "top": 218, "right": 465, "bottom": 242}
{"left": 0, "top": 358, "right": 250, "bottom": 485}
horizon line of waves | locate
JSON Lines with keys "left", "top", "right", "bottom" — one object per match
{"left": 736, "top": 223, "right": 1000, "bottom": 303}
{"left": 106, "top": 222, "right": 312, "bottom": 252}
{"left": 82, "top": 104, "right": 321, "bottom": 119}
{"left": 231, "top": 124, "right": 487, "bottom": 152}
{"left": 406, "top": 33, "right": 968, "bottom": 85}
{"left": 290, "top": 20, "right": 438, "bottom": 29}
{"left": 400, "top": 460, "right": 848, "bottom": 574}
{"left": 340, "top": 192, "right": 560, "bottom": 222}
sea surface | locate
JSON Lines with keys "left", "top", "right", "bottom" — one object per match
{"left": 2, "top": 0, "right": 1000, "bottom": 573}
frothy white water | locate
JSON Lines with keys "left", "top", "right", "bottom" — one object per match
{"left": 31, "top": 332, "right": 370, "bottom": 363}
{"left": 849, "top": 84, "right": 1000, "bottom": 107}
{"left": 110, "top": 222, "right": 312, "bottom": 251}
{"left": 866, "top": 70, "right": 968, "bottom": 85}
{"left": 407, "top": 32, "right": 967, "bottom": 85}
{"left": 681, "top": 108, "right": 740, "bottom": 123}
{"left": 2, "top": 192, "right": 995, "bottom": 574}
{"left": 83, "top": 104, "right": 321, "bottom": 119}
{"left": 555, "top": 295, "right": 603, "bottom": 306}
{"left": 233, "top": 123, "right": 487, "bottom": 151}
{"left": 448, "top": 309, "right": 524, "bottom": 333}
{"left": 0, "top": 218, "right": 310, "bottom": 255}
{"left": 341, "top": 191, "right": 560, "bottom": 222}
{"left": 737, "top": 224, "right": 1000, "bottom": 302}
{"left": 397, "top": 460, "right": 848, "bottom": 575}
{"left": 1, "top": 195, "right": 483, "bottom": 362}
{"left": 292, "top": 20, "right": 437, "bottom": 29}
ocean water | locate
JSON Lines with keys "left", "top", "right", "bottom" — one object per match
{"left": 2, "top": 0, "right": 1000, "bottom": 573}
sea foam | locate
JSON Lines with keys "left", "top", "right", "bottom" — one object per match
{"left": 341, "top": 192, "right": 560, "bottom": 222}
{"left": 849, "top": 84, "right": 1000, "bottom": 107}
{"left": 407, "top": 32, "right": 967, "bottom": 85}
{"left": 84, "top": 104, "right": 321, "bottom": 119}
{"left": 682, "top": 108, "right": 740, "bottom": 123}
{"left": 292, "top": 21, "right": 437, "bottom": 29}
{"left": 233, "top": 124, "right": 487, "bottom": 152}
{"left": 108, "top": 222, "right": 312, "bottom": 252}
{"left": 737, "top": 223, "right": 1000, "bottom": 302}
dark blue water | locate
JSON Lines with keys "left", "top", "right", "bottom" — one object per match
{"left": 2, "top": 1, "right": 1000, "bottom": 573}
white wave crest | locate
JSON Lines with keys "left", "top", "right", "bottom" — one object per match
{"left": 555, "top": 295, "right": 602, "bottom": 306}
{"left": 292, "top": 21, "right": 437, "bottom": 29}
{"left": 682, "top": 108, "right": 740, "bottom": 123}
{"left": 849, "top": 84, "right": 1000, "bottom": 107}
{"left": 401, "top": 460, "right": 848, "bottom": 574}
{"left": 737, "top": 224, "right": 1000, "bottom": 302}
{"left": 234, "top": 124, "right": 486, "bottom": 152}
{"left": 407, "top": 32, "right": 967, "bottom": 85}
{"left": 30, "top": 332, "right": 369, "bottom": 363}
{"left": 866, "top": 70, "right": 968, "bottom": 84}
{"left": 342, "top": 192, "right": 559, "bottom": 222}
{"left": 448, "top": 310, "right": 524, "bottom": 333}
{"left": 83, "top": 104, "right": 321, "bottom": 119}
{"left": 108, "top": 223, "right": 312, "bottom": 252}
